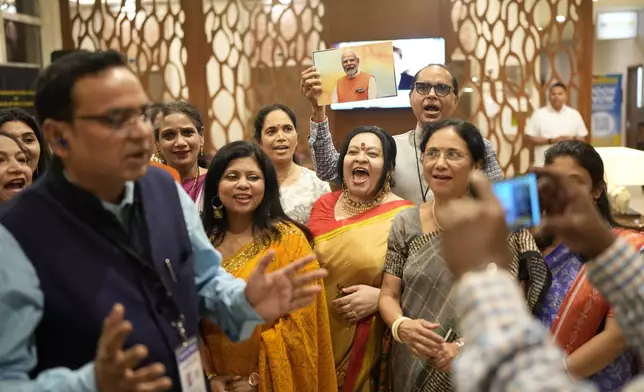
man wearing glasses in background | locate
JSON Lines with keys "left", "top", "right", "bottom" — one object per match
{"left": 300, "top": 63, "right": 504, "bottom": 205}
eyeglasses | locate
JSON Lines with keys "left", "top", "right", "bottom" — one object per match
{"left": 423, "top": 148, "right": 467, "bottom": 161}
{"left": 75, "top": 103, "right": 159, "bottom": 131}
{"left": 413, "top": 82, "right": 453, "bottom": 97}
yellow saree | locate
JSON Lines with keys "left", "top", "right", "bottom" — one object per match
{"left": 200, "top": 223, "right": 337, "bottom": 392}
{"left": 308, "top": 191, "right": 414, "bottom": 392}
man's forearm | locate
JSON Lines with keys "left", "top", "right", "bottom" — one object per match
{"left": 586, "top": 237, "right": 644, "bottom": 361}
{"left": 311, "top": 104, "right": 324, "bottom": 123}
{"left": 453, "top": 270, "right": 594, "bottom": 392}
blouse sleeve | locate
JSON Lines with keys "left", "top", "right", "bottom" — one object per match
{"left": 257, "top": 227, "right": 337, "bottom": 392}
{"left": 383, "top": 211, "right": 409, "bottom": 278}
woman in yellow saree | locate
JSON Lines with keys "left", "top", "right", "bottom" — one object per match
{"left": 308, "top": 126, "right": 414, "bottom": 391}
{"left": 199, "top": 141, "right": 337, "bottom": 392}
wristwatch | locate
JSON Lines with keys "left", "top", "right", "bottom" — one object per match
{"left": 547, "top": 138, "right": 553, "bottom": 144}
{"left": 248, "top": 372, "right": 260, "bottom": 387}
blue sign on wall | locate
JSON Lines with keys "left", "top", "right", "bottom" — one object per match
{"left": 591, "top": 74, "right": 623, "bottom": 146}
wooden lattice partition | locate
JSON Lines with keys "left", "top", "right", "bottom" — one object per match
{"left": 63, "top": 0, "right": 325, "bottom": 164}
{"left": 445, "top": 0, "right": 593, "bottom": 175}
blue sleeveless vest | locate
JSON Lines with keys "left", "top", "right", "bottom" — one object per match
{"left": 0, "top": 163, "right": 200, "bottom": 391}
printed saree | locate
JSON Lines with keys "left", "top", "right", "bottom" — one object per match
{"left": 536, "top": 227, "right": 644, "bottom": 391}
{"left": 384, "top": 207, "right": 548, "bottom": 392}
{"left": 308, "top": 191, "right": 414, "bottom": 392}
{"left": 199, "top": 223, "right": 337, "bottom": 392}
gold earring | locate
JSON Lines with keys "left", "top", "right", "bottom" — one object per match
{"left": 211, "top": 196, "right": 224, "bottom": 219}
{"left": 152, "top": 147, "right": 165, "bottom": 164}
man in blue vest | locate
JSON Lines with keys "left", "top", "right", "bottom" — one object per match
{"left": 0, "top": 50, "right": 326, "bottom": 392}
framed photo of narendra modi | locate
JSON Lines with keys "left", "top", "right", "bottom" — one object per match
{"left": 312, "top": 42, "right": 397, "bottom": 106}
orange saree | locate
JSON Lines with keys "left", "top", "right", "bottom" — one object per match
{"left": 308, "top": 191, "right": 414, "bottom": 392}
{"left": 550, "top": 227, "right": 644, "bottom": 354}
{"left": 200, "top": 223, "right": 337, "bottom": 392}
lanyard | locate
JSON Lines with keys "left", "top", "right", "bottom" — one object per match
{"left": 413, "top": 132, "right": 430, "bottom": 203}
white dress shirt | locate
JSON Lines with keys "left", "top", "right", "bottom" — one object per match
{"left": 526, "top": 105, "right": 588, "bottom": 166}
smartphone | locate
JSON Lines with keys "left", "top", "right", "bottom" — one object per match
{"left": 490, "top": 173, "right": 541, "bottom": 230}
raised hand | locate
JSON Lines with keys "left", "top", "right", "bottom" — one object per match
{"left": 94, "top": 304, "right": 172, "bottom": 392}
{"left": 300, "top": 67, "right": 323, "bottom": 107}
{"left": 440, "top": 170, "right": 512, "bottom": 279}
{"left": 245, "top": 250, "right": 327, "bottom": 324}
{"left": 532, "top": 167, "right": 615, "bottom": 258}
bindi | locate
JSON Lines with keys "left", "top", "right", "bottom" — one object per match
{"left": 360, "top": 142, "right": 366, "bottom": 151}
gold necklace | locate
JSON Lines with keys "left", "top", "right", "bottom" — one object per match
{"left": 278, "top": 164, "right": 295, "bottom": 186}
{"left": 431, "top": 200, "right": 444, "bottom": 231}
{"left": 341, "top": 189, "right": 387, "bottom": 216}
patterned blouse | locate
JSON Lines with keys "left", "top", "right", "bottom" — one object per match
{"left": 280, "top": 166, "right": 330, "bottom": 225}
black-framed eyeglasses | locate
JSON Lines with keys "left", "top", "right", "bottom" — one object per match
{"left": 75, "top": 103, "right": 159, "bottom": 131}
{"left": 413, "top": 82, "right": 453, "bottom": 97}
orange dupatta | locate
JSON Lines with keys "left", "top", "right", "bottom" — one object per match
{"left": 550, "top": 227, "right": 644, "bottom": 354}
{"left": 200, "top": 223, "right": 337, "bottom": 392}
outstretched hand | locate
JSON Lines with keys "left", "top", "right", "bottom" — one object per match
{"left": 532, "top": 167, "right": 616, "bottom": 258}
{"left": 245, "top": 250, "right": 327, "bottom": 324}
{"left": 300, "top": 67, "right": 324, "bottom": 107}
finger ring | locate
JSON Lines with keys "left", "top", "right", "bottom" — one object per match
{"left": 351, "top": 311, "right": 358, "bottom": 319}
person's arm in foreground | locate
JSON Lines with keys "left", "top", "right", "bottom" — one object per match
{"left": 301, "top": 67, "right": 341, "bottom": 183}
{"left": 441, "top": 171, "right": 598, "bottom": 392}
{"left": 0, "top": 227, "right": 171, "bottom": 392}
{"left": 177, "top": 183, "right": 327, "bottom": 342}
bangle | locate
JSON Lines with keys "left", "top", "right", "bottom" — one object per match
{"left": 563, "top": 358, "right": 574, "bottom": 379}
{"left": 207, "top": 373, "right": 216, "bottom": 382}
{"left": 391, "top": 316, "right": 411, "bottom": 343}
{"left": 455, "top": 339, "right": 464, "bottom": 348}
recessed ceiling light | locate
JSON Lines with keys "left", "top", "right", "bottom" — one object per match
{"left": 556, "top": 15, "right": 566, "bottom": 23}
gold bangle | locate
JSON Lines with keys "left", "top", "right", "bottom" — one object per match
{"left": 207, "top": 373, "right": 216, "bottom": 382}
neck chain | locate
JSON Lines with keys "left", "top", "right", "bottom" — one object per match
{"left": 431, "top": 200, "right": 444, "bottom": 231}
{"left": 342, "top": 189, "right": 388, "bottom": 216}
{"left": 278, "top": 163, "right": 295, "bottom": 186}
{"left": 187, "top": 166, "right": 200, "bottom": 199}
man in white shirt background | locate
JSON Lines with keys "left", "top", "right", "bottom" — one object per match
{"left": 525, "top": 82, "right": 588, "bottom": 166}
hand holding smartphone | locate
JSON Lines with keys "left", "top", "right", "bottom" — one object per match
{"left": 487, "top": 173, "right": 541, "bottom": 231}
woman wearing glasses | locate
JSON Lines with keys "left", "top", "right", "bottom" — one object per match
{"left": 378, "top": 119, "right": 547, "bottom": 391}
{"left": 153, "top": 101, "right": 208, "bottom": 210}
{"left": 301, "top": 63, "right": 503, "bottom": 206}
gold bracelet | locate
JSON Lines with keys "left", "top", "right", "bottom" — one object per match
{"left": 207, "top": 373, "right": 217, "bottom": 382}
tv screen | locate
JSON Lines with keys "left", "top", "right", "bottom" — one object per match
{"left": 331, "top": 38, "right": 446, "bottom": 110}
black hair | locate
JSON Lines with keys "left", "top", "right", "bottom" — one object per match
{"left": 549, "top": 82, "right": 567, "bottom": 92}
{"left": 0, "top": 130, "right": 32, "bottom": 167}
{"left": 0, "top": 108, "right": 48, "bottom": 178}
{"left": 201, "top": 140, "right": 313, "bottom": 246}
{"left": 34, "top": 50, "right": 128, "bottom": 125}
{"left": 336, "top": 126, "right": 397, "bottom": 193}
{"left": 253, "top": 104, "right": 297, "bottom": 142}
{"left": 420, "top": 118, "right": 485, "bottom": 166}
{"left": 410, "top": 64, "right": 459, "bottom": 96}
{"left": 253, "top": 104, "right": 298, "bottom": 163}
{"left": 544, "top": 140, "right": 633, "bottom": 231}
{"left": 154, "top": 100, "right": 204, "bottom": 140}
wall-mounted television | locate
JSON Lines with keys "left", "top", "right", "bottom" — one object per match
{"left": 330, "top": 38, "right": 446, "bottom": 110}
{"left": 596, "top": 11, "right": 639, "bottom": 40}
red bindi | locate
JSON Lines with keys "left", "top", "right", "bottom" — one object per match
{"left": 360, "top": 142, "right": 366, "bottom": 151}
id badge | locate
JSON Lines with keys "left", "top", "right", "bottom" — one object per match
{"left": 175, "top": 337, "right": 207, "bottom": 392}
